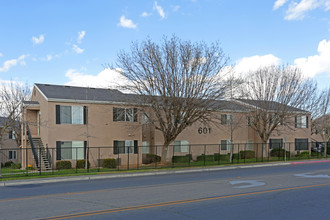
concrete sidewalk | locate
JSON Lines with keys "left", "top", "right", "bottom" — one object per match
{"left": 1, "top": 159, "right": 330, "bottom": 187}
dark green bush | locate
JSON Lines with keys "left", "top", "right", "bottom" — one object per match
{"left": 103, "top": 158, "right": 117, "bottom": 168}
{"left": 214, "top": 154, "right": 230, "bottom": 161}
{"left": 144, "top": 154, "right": 161, "bottom": 164}
{"left": 239, "top": 150, "right": 255, "bottom": 159}
{"left": 172, "top": 155, "right": 190, "bottom": 163}
{"left": 197, "top": 154, "right": 215, "bottom": 162}
{"left": 4, "top": 161, "right": 14, "bottom": 167}
{"left": 270, "top": 148, "right": 290, "bottom": 157}
{"left": 56, "top": 161, "right": 72, "bottom": 170}
{"left": 11, "top": 163, "right": 21, "bottom": 169}
{"left": 1, "top": 162, "right": 3, "bottom": 168}
{"left": 232, "top": 153, "right": 240, "bottom": 160}
{"left": 295, "top": 151, "right": 309, "bottom": 158}
{"left": 76, "top": 159, "right": 90, "bottom": 169}
{"left": 311, "top": 152, "right": 320, "bottom": 157}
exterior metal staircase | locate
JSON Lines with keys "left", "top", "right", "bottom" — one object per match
{"left": 26, "top": 125, "right": 52, "bottom": 171}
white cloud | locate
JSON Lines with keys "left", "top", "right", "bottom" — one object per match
{"left": 274, "top": 0, "right": 330, "bottom": 20}
{"left": 273, "top": 0, "right": 289, "bottom": 9}
{"left": 141, "top": 12, "right": 152, "bottom": 17}
{"left": 77, "top": 30, "right": 86, "bottom": 44}
{"left": 65, "top": 68, "right": 132, "bottom": 91}
{"left": 118, "top": 16, "right": 137, "bottom": 29}
{"left": 32, "top": 34, "right": 45, "bottom": 45}
{"left": 0, "top": 54, "right": 28, "bottom": 72}
{"left": 72, "top": 44, "right": 84, "bottom": 54}
{"left": 294, "top": 39, "right": 330, "bottom": 77}
{"left": 234, "top": 54, "right": 281, "bottom": 75}
{"left": 154, "top": 2, "right": 166, "bottom": 19}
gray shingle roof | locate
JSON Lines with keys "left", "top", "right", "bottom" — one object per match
{"left": 35, "top": 83, "right": 139, "bottom": 104}
{"left": 236, "top": 99, "right": 307, "bottom": 112}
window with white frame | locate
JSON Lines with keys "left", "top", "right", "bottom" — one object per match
{"left": 9, "top": 150, "right": 17, "bottom": 159}
{"left": 174, "top": 140, "right": 189, "bottom": 153}
{"left": 142, "top": 141, "right": 150, "bottom": 154}
{"left": 113, "top": 107, "right": 137, "bottom": 122}
{"left": 221, "top": 114, "right": 233, "bottom": 125}
{"left": 9, "top": 130, "right": 15, "bottom": 140}
{"left": 56, "top": 141, "right": 85, "bottom": 160}
{"left": 141, "top": 112, "right": 149, "bottom": 124}
{"left": 295, "top": 116, "right": 308, "bottom": 128}
{"left": 114, "top": 140, "right": 138, "bottom": 154}
{"left": 247, "top": 140, "right": 253, "bottom": 150}
{"left": 221, "top": 140, "right": 232, "bottom": 151}
{"left": 56, "top": 105, "right": 87, "bottom": 124}
{"left": 295, "top": 138, "right": 308, "bottom": 151}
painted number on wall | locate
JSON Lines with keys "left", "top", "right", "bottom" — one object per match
{"left": 198, "top": 127, "right": 211, "bottom": 134}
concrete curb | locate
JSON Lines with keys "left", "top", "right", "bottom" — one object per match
{"left": 0, "top": 160, "right": 327, "bottom": 187}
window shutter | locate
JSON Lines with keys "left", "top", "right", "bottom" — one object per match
{"left": 56, "top": 141, "right": 61, "bottom": 160}
{"left": 294, "top": 116, "right": 297, "bottom": 128}
{"left": 84, "top": 141, "right": 87, "bottom": 159}
{"left": 56, "top": 105, "right": 60, "bottom": 124}
{"left": 306, "top": 116, "right": 308, "bottom": 128}
{"left": 134, "top": 140, "right": 138, "bottom": 154}
{"left": 114, "top": 141, "right": 118, "bottom": 154}
{"left": 134, "top": 108, "right": 138, "bottom": 122}
{"left": 83, "top": 106, "right": 88, "bottom": 124}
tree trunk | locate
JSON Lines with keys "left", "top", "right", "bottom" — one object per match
{"left": 161, "top": 144, "right": 169, "bottom": 164}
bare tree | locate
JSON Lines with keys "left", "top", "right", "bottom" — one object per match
{"left": 0, "top": 81, "right": 31, "bottom": 147}
{"left": 311, "top": 87, "right": 330, "bottom": 155}
{"left": 114, "top": 36, "right": 230, "bottom": 162}
{"left": 238, "top": 65, "right": 317, "bottom": 148}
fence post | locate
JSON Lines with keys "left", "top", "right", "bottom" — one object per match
{"left": 26, "top": 147, "right": 28, "bottom": 176}
{"left": 155, "top": 145, "right": 158, "bottom": 169}
{"left": 117, "top": 147, "right": 120, "bottom": 171}
{"left": 203, "top": 145, "right": 206, "bottom": 166}
{"left": 218, "top": 144, "right": 221, "bottom": 165}
{"left": 39, "top": 147, "right": 41, "bottom": 175}
{"left": 172, "top": 144, "right": 175, "bottom": 168}
{"left": 238, "top": 144, "right": 240, "bottom": 164}
{"left": 98, "top": 147, "right": 100, "bottom": 172}
{"left": 256, "top": 144, "right": 258, "bottom": 163}
{"left": 127, "top": 147, "right": 130, "bottom": 170}
{"left": 137, "top": 145, "right": 139, "bottom": 170}
{"left": 188, "top": 144, "right": 191, "bottom": 167}
{"left": 76, "top": 148, "right": 78, "bottom": 173}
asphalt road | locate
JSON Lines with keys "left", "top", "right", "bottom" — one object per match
{"left": 1, "top": 162, "right": 330, "bottom": 219}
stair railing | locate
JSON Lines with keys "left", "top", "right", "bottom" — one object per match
{"left": 26, "top": 124, "right": 39, "bottom": 167}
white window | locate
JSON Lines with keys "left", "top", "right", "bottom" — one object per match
{"left": 9, "top": 130, "right": 15, "bottom": 140}
{"left": 221, "top": 114, "right": 233, "bottom": 125}
{"left": 113, "top": 107, "right": 137, "bottom": 122}
{"left": 59, "top": 141, "right": 85, "bottom": 160}
{"left": 247, "top": 140, "right": 253, "bottom": 150}
{"left": 142, "top": 112, "right": 149, "bottom": 124}
{"left": 295, "top": 116, "right": 308, "bottom": 128}
{"left": 174, "top": 140, "right": 189, "bottom": 153}
{"left": 57, "top": 105, "right": 85, "bottom": 124}
{"left": 221, "top": 140, "right": 232, "bottom": 151}
{"left": 114, "top": 140, "right": 138, "bottom": 154}
{"left": 142, "top": 141, "right": 150, "bottom": 154}
{"left": 9, "top": 150, "right": 17, "bottom": 159}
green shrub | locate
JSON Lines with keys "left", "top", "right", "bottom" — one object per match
{"left": 295, "top": 151, "right": 309, "bottom": 158}
{"left": 197, "top": 154, "right": 215, "bottom": 162}
{"left": 270, "top": 148, "right": 290, "bottom": 157}
{"left": 76, "top": 159, "right": 90, "bottom": 169}
{"left": 232, "top": 153, "right": 240, "bottom": 160}
{"left": 56, "top": 161, "right": 72, "bottom": 170}
{"left": 214, "top": 154, "right": 230, "bottom": 161}
{"left": 1, "top": 162, "right": 3, "bottom": 168}
{"left": 311, "top": 152, "right": 320, "bottom": 157}
{"left": 239, "top": 150, "right": 255, "bottom": 159}
{"left": 172, "top": 155, "right": 190, "bottom": 163}
{"left": 144, "top": 154, "right": 161, "bottom": 164}
{"left": 103, "top": 158, "right": 117, "bottom": 168}
{"left": 4, "top": 161, "right": 14, "bottom": 167}
{"left": 11, "top": 163, "right": 21, "bottom": 169}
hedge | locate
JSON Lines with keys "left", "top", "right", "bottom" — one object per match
{"left": 172, "top": 155, "right": 190, "bottom": 163}
{"left": 103, "top": 158, "right": 117, "bottom": 168}
{"left": 214, "top": 154, "right": 230, "bottom": 161}
{"left": 144, "top": 154, "right": 161, "bottom": 164}
{"left": 295, "top": 151, "right": 309, "bottom": 158}
{"left": 197, "top": 154, "right": 215, "bottom": 162}
{"left": 270, "top": 148, "right": 290, "bottom": 157}
{"left": 76, "top": 159, "right": 90, "bottom": 169}
{"left": 4, "top": 161, "right": 14, "bottom": 167}
{"left": 239, "top": 150, "right": 255, "bottom": 159}
{"left": 56, "top": 161, "right": 72, "bottom": 170}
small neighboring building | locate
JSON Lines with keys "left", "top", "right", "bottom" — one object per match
{"left": 0, "top": 117, "right": 20, "bottom": 164}
{"left": 21, "top": 83, "right": 312, "bottom": 169}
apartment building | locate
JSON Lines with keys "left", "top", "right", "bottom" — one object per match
{"left": 21, "top": 83, "right": 312, "bottom": 169}
{"left": 0, "top": 117, "right": 19, "bottom": 164}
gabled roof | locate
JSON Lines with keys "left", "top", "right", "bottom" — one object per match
{"left": 35, "top": 83, "right": 139, "bottom": 104}
{"left": 236, "top": 99, "right": 307, "bottom": 113}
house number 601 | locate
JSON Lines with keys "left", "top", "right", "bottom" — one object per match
{"left": 198, "top": 127, "right": 211, "bottom": 134}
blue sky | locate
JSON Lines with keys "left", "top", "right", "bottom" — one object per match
{"left": 0, "top": 0, "right": 329, "bottom": 89}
